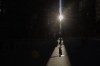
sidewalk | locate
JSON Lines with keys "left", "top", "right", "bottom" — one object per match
{"left": 46, "top": 44, "right": 71, "bottom": 66}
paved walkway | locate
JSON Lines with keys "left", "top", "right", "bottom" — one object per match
{"left": 46, "top": 39, "right": 71, "bottom": 66}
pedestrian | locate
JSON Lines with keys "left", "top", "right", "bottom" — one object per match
{"left": 59, "top": 46, "right": 62, "bottom": 57}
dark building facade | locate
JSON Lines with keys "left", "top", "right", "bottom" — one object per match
{"left": 1, "top": 1, "right": 57, "bottom": 66}
{"left": 96, "top": 0, "right": 100, "bottom": 37}
{"left": 78, "top": 0, "right": 95, "bottom": 37}
{"left": 96, "top": 0, "right": 100, "bottom": 22}
{"left": 62, "top": 0, "right": 96, "bottom": 38}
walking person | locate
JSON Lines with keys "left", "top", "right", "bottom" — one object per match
{"left": 59, "top": 46, "right": 62, "bottom": 57}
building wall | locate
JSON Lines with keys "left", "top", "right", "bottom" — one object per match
{"left": 78, "top": 0, "right": 95, "bottom": 37}
{"left": 96, "top": 0, "right": 100, "bottom": 22}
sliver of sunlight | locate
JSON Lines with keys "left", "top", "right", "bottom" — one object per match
{"left": 46, "top": 44, "right": 71, "bottom": 66}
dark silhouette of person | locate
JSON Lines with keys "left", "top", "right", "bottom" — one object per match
{"left": 59, "top": 46, "right": 62, "bottom": 57}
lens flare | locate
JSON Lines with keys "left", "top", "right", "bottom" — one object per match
{"left": 59, "top": 0, "right": 64, "bottom": 21}
{"left": 59, "top": 14, "right": 63, "bottom": 21}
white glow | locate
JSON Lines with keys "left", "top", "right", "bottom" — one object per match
{"left": 59, "top": 15, "right": 64, "bottom": 21}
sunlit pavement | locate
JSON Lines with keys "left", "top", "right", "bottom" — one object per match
{"left": 46, "top": 39, "right": 71, "bottom": 66}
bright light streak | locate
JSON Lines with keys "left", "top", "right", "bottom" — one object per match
{"left": 58, "top": 0, "right": 64, "bottom": 22}
{"left": 59, "top": 14, "right": 64, "bottom": 21}
{"left": 59, "top": 0, "right": 62, "bottom": 15}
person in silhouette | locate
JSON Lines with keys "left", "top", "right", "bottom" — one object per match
{"left": 59, "top": 46, "right": 62, "bottom": 57}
